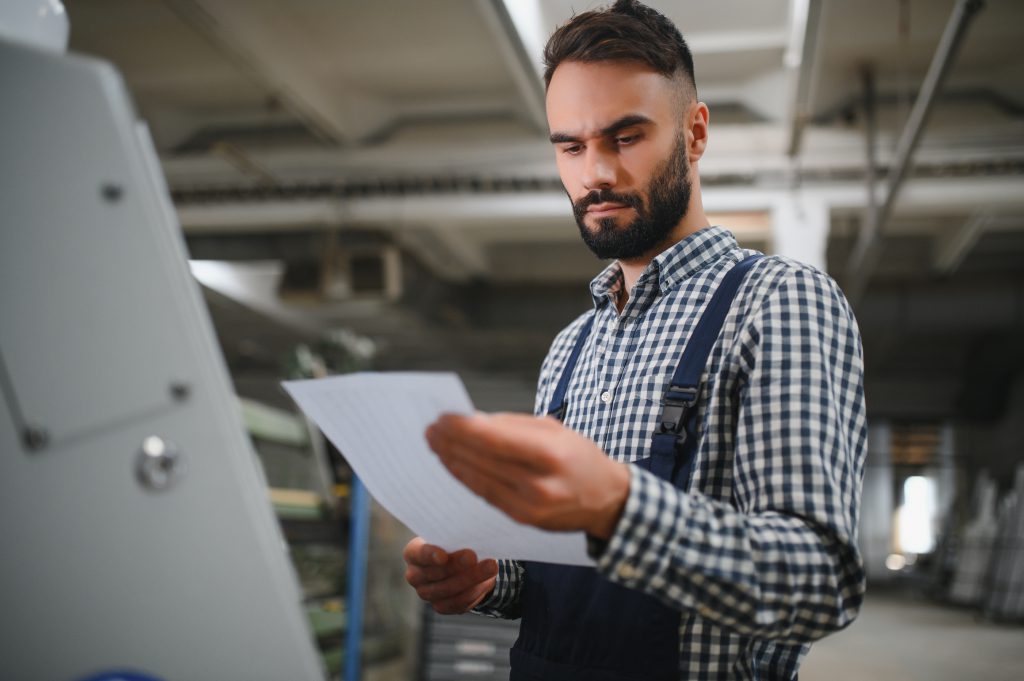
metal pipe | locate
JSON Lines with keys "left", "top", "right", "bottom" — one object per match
{"left": 845, "top": 0, "right": 986, "bottom": 301}
{"left": 786, "top": 0, "right": 824, "bottom": 157}
{"left": 859, "top": 64, "right": 878, "bottom": 283}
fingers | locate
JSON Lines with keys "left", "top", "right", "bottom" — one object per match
{"left": 431, "top": 575, "right": 498, "bottom": 615}
{"left": 441, "top": 447, "right": 525, "bottom": 505}
{"left": 444, "top": 458, "right": 555, "bottom": 524}
{"left": 427, "top": 419, "right": 541, "bottom": 504}
{"left": 405, "top": 548, "right": 481, "bottom": 586}
{"left": 402, "top": 537, "right": 448, "bottom": 568}
{"left": 411, "top": 556, "right": 498, "bottom": 604}
{"left": 426, "top": 415, "right": 561, "bottom": 515}
{"left": 403, "top": 539, "right": 499, "bottom": 611}
{"left": 427, "top": 413, "right": 558, "bottom": 472}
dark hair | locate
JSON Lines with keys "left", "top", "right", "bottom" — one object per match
{"left": 542, "top": 0, "right": 696, "bottom": 97}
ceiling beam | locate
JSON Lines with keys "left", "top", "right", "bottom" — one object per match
{"left": 210, "top": 141, "right": 278, "bottom": 187}
{"left": 843, "top": 0, "right": 986, "bottom": 303}
{"left": 476, "top": 0, "right": 548, "bottom": 134}
{"left": 175, "top": 177, "right": 1024, "bottom": 237}
{"left": 163, "top": 0, "right": 388, "bottom": 145}
{"left": 687, "top": 29, "right": 789, "bottom": 55}
{"left": 393, "top": 228, "right": 490, "bottom": 283}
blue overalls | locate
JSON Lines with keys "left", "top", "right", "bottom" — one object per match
{"left": 509, "top": 255, "right": 763, "bottom": 681}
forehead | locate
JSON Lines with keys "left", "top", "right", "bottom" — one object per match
{"left": 545, "top": 60, "right": 678, "bottom": 135}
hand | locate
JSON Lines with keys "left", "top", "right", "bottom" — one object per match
{"left": 402, "top": 537, "right": 498, "bottom": 614}
{"left": 425, "top": 412, "right": 630, "bottom": 539}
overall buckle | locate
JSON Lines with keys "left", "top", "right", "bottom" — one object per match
{"left": 657, "top": 387, "right": 698, "bottom": 436}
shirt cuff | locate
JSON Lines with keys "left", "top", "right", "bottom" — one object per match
{"left": 469, "top": 558, "right": 522, "bottom": 619}
{"left": 470, "top": 587, "right": 503, "bottom": 617}
{"left": 593, "top": 466, "right": 683, "bottom": 588}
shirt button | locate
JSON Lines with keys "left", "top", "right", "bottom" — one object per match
{"left": 617, "top": 563, "right": 637, "bottom": 580}
{"left": 600, "top": 391, "right": 612, "bottom": 404}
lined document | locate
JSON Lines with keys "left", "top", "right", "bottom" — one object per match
{"left": 283, "top": 372, "right": 592, "bottom": 566}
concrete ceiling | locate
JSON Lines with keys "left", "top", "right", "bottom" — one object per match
{"left": 64, "top": 0, "right": 1024, "bottom": 420}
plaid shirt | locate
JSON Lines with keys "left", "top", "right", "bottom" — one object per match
{"left": 475, "top": 227, "right": 867, "bottom": 680}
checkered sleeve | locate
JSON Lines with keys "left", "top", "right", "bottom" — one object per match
{"left": 594, "top": 266, "right": 868, "bottom": 643}
{"left": 469, "top": 558, "right": 524, "bottom": 619}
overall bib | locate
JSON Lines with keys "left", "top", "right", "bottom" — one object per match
{"left": 509, "top": 255, "right": 763, "bottom": 681}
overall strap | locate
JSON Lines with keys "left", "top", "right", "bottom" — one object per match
{"left": 546, "top": 314, "right": 595, "bottom": 420}
{"left": 649, "top": 254, "right": 763, "bottom": 485}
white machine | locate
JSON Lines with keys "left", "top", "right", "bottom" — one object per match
{"left": 0, "top": 4, "right": 324, "bottom": 679}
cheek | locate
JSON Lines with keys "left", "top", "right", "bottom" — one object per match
{"left": 555, "top": 157, "right": 584, "bottom": 195}
{"left": 618, "top": 149, "right": 660, "bottom": 186}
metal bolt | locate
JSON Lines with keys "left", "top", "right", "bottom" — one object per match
{"left": 23, "top": 427, "right": 49, "bottom": 451}
{"left": 136, "top": 436, "right": 185, "bottom": 491}
{"left": 101, "top": 183, "right": 123, "bottom": 202}
{"left": 170, "top": 382, "right": 190, "bottom": 401}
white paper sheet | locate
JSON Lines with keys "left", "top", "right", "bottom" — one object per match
{"left": 283, "top": 372, "right": 592, "bottom": 566}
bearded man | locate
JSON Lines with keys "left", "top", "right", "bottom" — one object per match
{"left": 403, "top": 2, "right": 867, "bottom": 679}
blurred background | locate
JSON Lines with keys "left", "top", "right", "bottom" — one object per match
{"left": 53, "top": 0, "right": 1024, "bottom": 679}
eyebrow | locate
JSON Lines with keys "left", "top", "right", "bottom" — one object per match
{"left": 548, "top": 114, "right": 654, "bottom": 144}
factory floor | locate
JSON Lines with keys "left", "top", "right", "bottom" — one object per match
{"left": 801, "top": 589, "right": 1023, "bottom": 680}
{"left": 380, "top": 589, "right": 1022, "bottom": 681}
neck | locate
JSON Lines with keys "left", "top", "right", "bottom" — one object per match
{"left": 615, "top": 194, "right": 709, "bottom": 312}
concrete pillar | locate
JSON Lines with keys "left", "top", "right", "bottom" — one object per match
{"left": 771, "top": 191, "right": 830, "bottom": 272}
{"left": 859, "top": 420, "right": 895, "bottom": 583}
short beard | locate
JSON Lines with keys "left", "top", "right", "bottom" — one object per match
{"left": 571, "top": 137, "right": 691, "bottom": 261}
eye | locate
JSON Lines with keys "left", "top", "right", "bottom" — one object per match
{"left": 562, "top": 144, "right": 583, "bottom": 156}
{"left": 615, "top": 134, "right": 638, "bottom": 146}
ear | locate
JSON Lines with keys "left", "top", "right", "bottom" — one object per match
{"left": 686, "top": 102, "right": 710, "bottom": 163}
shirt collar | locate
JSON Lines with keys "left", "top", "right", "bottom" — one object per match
{"left": 588, "top": 226, "right": 739, "bottom": 307}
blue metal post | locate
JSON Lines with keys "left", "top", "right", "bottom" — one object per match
{"left": 344, "top": 475, "right": 371, "bottom": 681}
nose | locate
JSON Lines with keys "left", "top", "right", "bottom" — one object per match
{"left": 581, "top": 147, "right": 618, "bottom": 191}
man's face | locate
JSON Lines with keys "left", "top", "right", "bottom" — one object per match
{"left": 546, "top": 60, "right": 692, "bottom": 260}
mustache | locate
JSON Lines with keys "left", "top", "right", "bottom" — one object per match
{"left": 572, "top": 189, "right": 643, "bottom": 219}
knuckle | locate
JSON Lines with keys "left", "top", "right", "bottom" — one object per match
{"left": 535, "top": 480, "right": 561, "bottom": 504}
